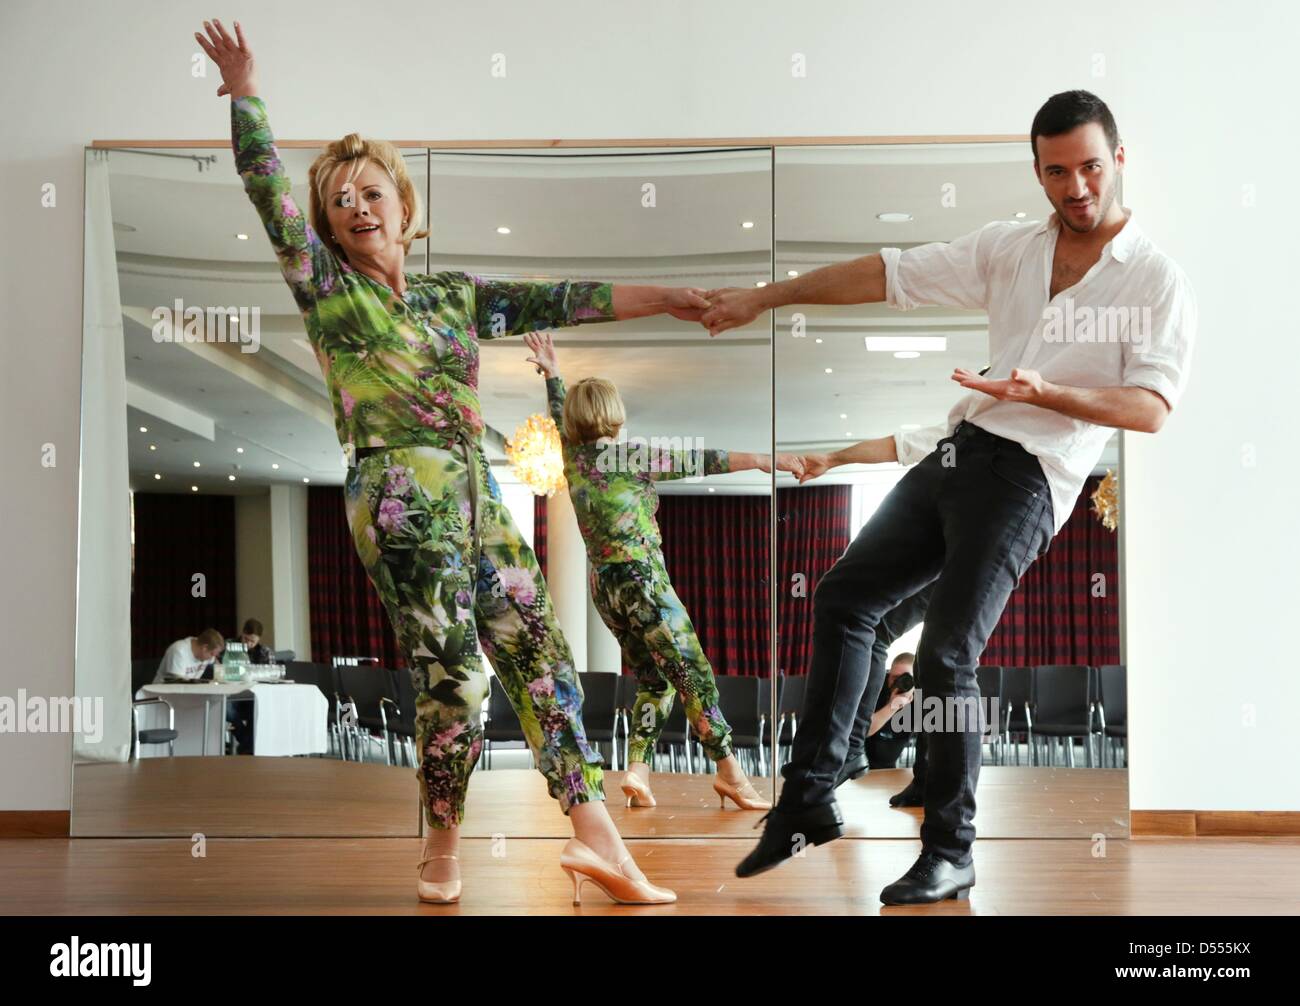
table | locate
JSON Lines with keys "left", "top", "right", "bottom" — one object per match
{"left": 135, "top": 681, "right": 328, "bottom": 757}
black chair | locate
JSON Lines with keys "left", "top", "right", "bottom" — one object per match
{"left": 484, "top": 675, "right": 526, "bottom": 769}
{"left": 1031, "top": 664, "right": 1094, "bottom": 767}
{"left": 286, "top": 661, "right": 344, "bottom": 758}
{"left": 715, "top": 674, "right": 763, "bottom": 777}
{"left": 1095, "top": 664, "right": 1127, "bottom": 768}
{"left": 776, "top": 673, "right": 806, "bottom": 769}
{"left": 755, "top": 674, "right": 780, "bottom": 777}
{"left": 272, "top": 649, "right": 296, "bottom": 662}
{"left": 975, "top": 664, "right": 1004, "bottom": 764}
{"left": 614, "top": 673, "right": 639, "bottom": 769}
{"left": 383, "top": 667, "right": 419, "bottom": 767}
{"left": 337, "top": 664, "right": 398, "bottom": 764}
{"left": 578, "top": 672, "right": 621, "bottom": 771}
{"left": 1001, "top": 666, "right": 1033, "bottom": 765}
{"left": 130, "top": 697, "right": 178, "bottom": 758}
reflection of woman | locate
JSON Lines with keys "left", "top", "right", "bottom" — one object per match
{"left": 198, "top": 19, "right": 707, "bottom": 905}
{"left": 523, "top": 331, "right": 798, "bottom": 811}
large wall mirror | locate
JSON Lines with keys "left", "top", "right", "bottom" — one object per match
{"left": 74, "top": 134, "right": 1125, "bottom": 845}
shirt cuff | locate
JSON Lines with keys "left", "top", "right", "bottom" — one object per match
{"left": 879, "top": 247, "right": 910, "bottom": 311}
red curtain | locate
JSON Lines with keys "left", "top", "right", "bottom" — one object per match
{"left": 655, "top": 494, "right": 771, "bottom": 677}
{"left": 130, "top": 492, "right": 236, "bottom": 660}
{"left": 982, "top": 475, "right": 1120, "bottom": 666}
{"left": 776, "top": 485, "right": 853, "bottom": 677}
{"left": 307, "top": 487, "right": 405, "bottom": 666}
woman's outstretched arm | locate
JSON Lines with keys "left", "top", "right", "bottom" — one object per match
{"left": 472, "top": 279, "right": 712, "bottom": 340}
{"left": 197, "top": 19, "right": 335, "bottom": 315}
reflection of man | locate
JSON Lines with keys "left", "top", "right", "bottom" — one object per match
{"left": 866, "top": 652, "right": 918, "bottom": 769}
{"left": 154, "top": 629, "right": 224, "bottom": 683}
{"left": 836, "top": 584, "right": 933, "bottom": 786}
{"left": 710, "top": 90, "right": 1196, "bottom": 903}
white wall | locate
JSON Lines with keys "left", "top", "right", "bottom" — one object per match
{"left": 234, "top": 493, "right": 275, "bottom": 647}
{"left": 3, "top": 0, "right": 1296, "bottom": 814}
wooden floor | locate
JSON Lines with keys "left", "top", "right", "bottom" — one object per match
{"left": 5, "top": 835, "right": 1298, "bottom": 915}
{"left": 72, "top": 760, "right": 1129, "bottom": 839}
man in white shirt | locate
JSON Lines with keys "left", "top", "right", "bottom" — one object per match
{"left": 153, "top": 628, "right": 225, "bottom": 683}
{"left": 705, "top": 90, "right": 1196, "bottom": 903}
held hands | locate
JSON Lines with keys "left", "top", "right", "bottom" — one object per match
{"left": 522, "top": 331, "right": 558, "bottom": 378}
{"left": 756, "top": 453, "right": 806, "bottom": 479}
{"left": 796, "top": 452, "right": 835, "bottom": 485}
{"left": 953, "top": 366, "right": 1046, "bottom": 404}
{"left": 699, "top": 287, "right": 766, "bottom": 337}
{"left": 194, "top": 19, "right": 258, "bottom": 98}
{"left": 665, "top": 287, "right": 713, "bottom": 324}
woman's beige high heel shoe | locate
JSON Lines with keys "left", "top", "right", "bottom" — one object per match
{"left": 713, "top": 776, "right": 772, "bottom": 810}
{"left": 416, "top": 853, "right": 461, "bottom": 904}
{"left": 620, "top": 769, "right": 656, "bottom": 808}
{"left": 559, "top": 839, "right": 676, "bottom": 905}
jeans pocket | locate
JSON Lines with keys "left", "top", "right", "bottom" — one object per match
{"left": 989, "top": 447, "right": 1046, "bottom": 496}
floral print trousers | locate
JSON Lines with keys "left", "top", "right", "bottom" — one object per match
{"left": 589, "top": 556, "right": 734, "bottom": 769}
{"left": 343, "top": 445, "right": 606, "bottom": 829}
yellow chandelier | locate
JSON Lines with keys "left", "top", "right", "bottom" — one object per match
{"left": 506, "top": 413, "right": 566, "bottom": 497}
{"left": 1090, "top": 469, "right": 1118, "bottom": 531}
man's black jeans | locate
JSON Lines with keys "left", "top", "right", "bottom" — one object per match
{"left": 779, "top": 420, "right": 1054, "bottom": 866}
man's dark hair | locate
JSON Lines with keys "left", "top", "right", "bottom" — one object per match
{"left": 1030, "top": 90, "right": 1121, "bottom": 163}
{"left": 242, "top": 617, "right": 264, "bottom": 636}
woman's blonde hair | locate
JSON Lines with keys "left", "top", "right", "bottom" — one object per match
{"left": 563, "top": 377, "right": 626, "bottom": 444}
{"left": 308, "top": 133, "right": 429, "bottom": 259}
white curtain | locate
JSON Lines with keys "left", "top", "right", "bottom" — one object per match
{"left": 74, "top": 150, "right": 132, "bottom": 762}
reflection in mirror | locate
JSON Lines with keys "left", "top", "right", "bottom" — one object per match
{"left": 74, "top": 139, "right": 775, "bottom": 849}
{"left": 773, "top": 144, "right": 1124, "bottom": 845}
{"left": 426, "top": 147, "right": 774, "bottom": 839}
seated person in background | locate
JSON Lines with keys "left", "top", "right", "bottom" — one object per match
{"left": 154, "top": 628, "right": 225, "bottom": 683}
{"left": 864, "top": 652, "right": 918, "bottom": 770}
{"left": 223, "top": 618, "right": 272, "bottom": 755}
{"left": 233, "top": 618, "right": 273, "bottom": 664}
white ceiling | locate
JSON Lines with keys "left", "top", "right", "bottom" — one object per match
{"left": 101, "top": 139, "right": 1115, "bottom": 498}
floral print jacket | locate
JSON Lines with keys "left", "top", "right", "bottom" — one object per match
{"left": 545, "top": 376, "right": 730, "bottom": 565}
{"left": 231, "top": 96, "right": 617, "bottom": 459}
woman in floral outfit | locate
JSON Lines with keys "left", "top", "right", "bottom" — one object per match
{"left": 523, "top": 330, "right": 800, "bottom": 811}
{"left": 200, "top": 18, "right": 697, "bottom": 904}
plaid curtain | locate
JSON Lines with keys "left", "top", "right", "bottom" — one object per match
{"left": 307, "top": 487, "right": 405, "bottom": 666}
{"left": 777, "top": 485, "right": 853, "bottom": 676}
{"left": 983, "top": 475, "right": 1121, "bottom": 666}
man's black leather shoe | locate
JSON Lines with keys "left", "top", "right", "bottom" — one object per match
{"left": 879, "top": 851, "right": 975, "bottom": 904}
{"left": 834, "top": 750, "right": 869, "bottom": 788}
{"left": 888, "top": 780, "right": 924, "bottom": 806}
{"left": 735, "top": 802, "right": 845, "bottom": 878}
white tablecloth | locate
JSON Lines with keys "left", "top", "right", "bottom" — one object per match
{"left": 135, "top": 681, "right": 327, "bottom": 757}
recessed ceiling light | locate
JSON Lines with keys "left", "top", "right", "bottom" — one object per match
{"left": 148, "top": 444, "right": 157, "bottom": 451}
{"left": 876, "top": 212, "right": 913, "bottom": 223}
{"left": 787, "top": 270, "right": 799, "bottom": 277}
{"left": 271, "top": 463, "right": 280, "bottom": 470}
{"left": 192, "top": 461, "right": 201, "bottom": 467}
{"left": 139, "top": 426, "right": 148, "bottom": 433}
{"left": 814, "top": 338, "right": 823, "bottom": 344}
{"left": 741, "top": 221, "right": 755, "bottom": 229}
{"left": 302, "top": 477, "right": 310, "bottom": 483}
{"left": 1014, "top": 211, "right": 1027, "bottom": 219}
{"left": 840, "top": 413, "right": 847, "bottom": 419}
{"left": 755, "top": 281, "right": 767, "bottom": 287}
{"left": 824, "top": 367, "right": 833, "bottom": 374}
{"left": 845, "top": 432, "right": 852, "bottom": 437}
{"left": 865, "top": 336, "right": 946, "bottom": 353}
{"left": 236, "top": 232, "right": 249, "bottom": 240}
{"left": 496, "top": 226, "right": 511, "bottom": 234}
{"left": 894, "top": 351, "right": 921, "bottom": 359}
{"left": 236, "top": 447, "right": 244, "bottom": 454}
{"left": 190, "top": 485, "right": 198, "bottom": 492}
{"left": 153, "top": 473, "right": 161, "bottom": 480}
{"left": 707, "top": 487, "right": 715, "bottom": 493}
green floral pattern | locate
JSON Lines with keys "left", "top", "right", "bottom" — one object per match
{"left": 233, "top": 96, "right": 615, "bottom": 827}
{"left": 589, "top": 558, "right": 734, "bottom": 768}
{"left": 345, "top": 446, "right": 605, "bottom": 826}
{"left": 546, "top": 375, "right": 730, "bottom": 564}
